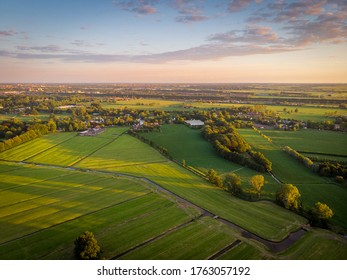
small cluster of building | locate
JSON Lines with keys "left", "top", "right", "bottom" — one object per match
{"left": 79, "top": 126, "right": 105, "bottom": 136}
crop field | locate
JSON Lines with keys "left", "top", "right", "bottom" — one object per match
{"left": 238, "top": 128, "right": 347, "bottom": 229}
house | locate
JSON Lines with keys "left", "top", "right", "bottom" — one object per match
{"left": 184, "top": 119, "right": 205, "bottom": 128}
{"left": 79, "top": 127, "right": 105, "bottom": 136}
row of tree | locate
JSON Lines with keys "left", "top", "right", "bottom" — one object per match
{"left": 0, "top": 122, "right": 56, "bottom": 153}
{"left": 283, "top": 146, "right": 315, "bottom": 169}
{"left": 207, "top": 169, "right": 265, "bottom": 199}
{"left": 318, "top": 162, "right": 347, "bottom": 179}
{"left": 202, "top": 122, "right": 272, "bottom": 172}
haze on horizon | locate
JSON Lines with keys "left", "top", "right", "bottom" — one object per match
{"left": 1, "top": 0, "right": 347, "bottom": 83}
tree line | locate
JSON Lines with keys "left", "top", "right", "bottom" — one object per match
{"left": 202, "top": 122, "right": 272, "bottom": 172}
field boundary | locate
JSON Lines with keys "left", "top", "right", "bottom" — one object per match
{"left": 111, "top": 217, "right": 200, "bottom": 259}
{"left": 298, "top": 151, "right": 347, "bottom": 158}
{"left": 208, "top": 240, "right": 241, "bottom": 260}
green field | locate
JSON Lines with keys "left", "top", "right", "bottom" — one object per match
{"left": 217, "top": 242, "right": 271, "bottom": 260}
{"left": 1, "top": 126, "right": 347, "bottom": 259}
{"left": 120, "top": 216, "right": 238, "bottom": 260}
{"left": 279, "top": 229, "right": 347, "bottom": 260}
{"left": 238, "top": 128, "right": 347, "bottom": 229}
{"left": 0, "top": 161, "right": 205, "bottom": 259}
{"left": 139, "top": 124, "right": 280, "bottom": 195}
{"left": 0, "top": 132, "right": 75, "bottom": 162}
{"left": 258, "top": 129, "right": 347, "bottom": 156}
{"left": 75, "top": 130, "right": 307, "bottom": 241}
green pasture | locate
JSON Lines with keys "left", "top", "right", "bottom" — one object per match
{"left": 217, "top": 241, "right": 271, "bottom": 260}
{"left": 279, "top": 229, "right": 347, "bottom": 260}
{"left": 0, "top": 191, "right": 196, "bottom": 259}
{"left": 0, "top": 167, "right": 152, "bottom": 244}
{"left": 0, "top": 132, "right": 75, "bottom": 161}
{"left": 238, "top": 128, "right": 347, "bottom": 229}
{"left": 238, "top": 129, "right": 326, "bottom": 183}
{"left": 139, "top": 124, "right": 279, "bottom": 195}
{"left": 91, "top": 164, "right": 306, "bottom": 240}
{"left": 0, "top": 113, "right": 71, "bottom": 122}
{"left": 190, "top": 102, "right": 347, "bottom": 121}
{"left": 77, "top": 134, "right": 167, "bottom": 170}
{"left": 0, "top": 161, "right": 200, "bottom": 259}
{"left": 1, "top": 127, "right": 346, "bottom": 259}
{"left": 259, "top": 129, "right": 347, "bottom": 156}
{"left": 120, "top": 216, "right": 238, "bottom": 260}
{"left": 99, "top": 99, "right": 184, "bottom": 111}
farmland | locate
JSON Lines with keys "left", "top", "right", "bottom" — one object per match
{"left": 138, "top": 124, "right": 280, "bottom": 195}
{"left": 0, "top": 83, "right": 346, "bottom": 260}
{"left": 238, "top": 128, "right": 347, "bottom": 229}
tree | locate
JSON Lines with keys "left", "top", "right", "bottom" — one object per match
{"left": 250, "top": 175, "right": 264, "bottom": 198}
{"left": 207, "top": 169, "right": 223, "bottom": 188}
{"left": 223, "top": 173, "right": 242, "bottom": 195}
{"left": 313, "top": 202, "right": 333, "bottom": 220}
{"left": 276, "top": 184, "right": 301, "bottom": 210}
{"left": 74, "top": 231, "right": 101, "bottom": 260}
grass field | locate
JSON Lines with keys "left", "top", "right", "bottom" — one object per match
{"left": 0, "top": 132, "right": 75, "bottom": 162}
{"left": 0, "top": 127, "right": 128, "bottom": 166}
{"left": 279, "top": 228, "right": 347, "bottom": 260}
{"left": 258, "top": 129, "right": 347, "bottom": 156}
{"left": 139, "top": 124, "right": 280, "bottom": 195}
{"left": 1, "top": 127, "right": 347, "bottom": 259}
{"left": 0, "top": 161, "right": 203, "bottom": 259}
{"left": 96, "top": 99, "right": 347, "bottom": 122}
{"left": 77, "top": 133, "right": 167, "bottom": 170}
{"left": 217, "top": 242, "right": 271, "bottom": 260}
{"left": 120, "top": 216, "right": 238, "bottom": 260}
{"left": 76, "top": 131, "right": 307, "bottom": 241}
{"left": 238, "top": 128, "right": 347, "bottom": 229}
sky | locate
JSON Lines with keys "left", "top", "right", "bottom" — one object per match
{"left": 0, "top": 0, "right": 347, "bottom": 83}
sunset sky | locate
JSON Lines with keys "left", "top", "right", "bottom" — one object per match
{"left": 1, "top": 0, "right": 347, "bottom": 83}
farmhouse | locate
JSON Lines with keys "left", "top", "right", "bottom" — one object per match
{"left": 79, "top": 127, "right": 105, "bottom": 136}
{"left": 184, "top": 119, "right": 205, "bottom": 128}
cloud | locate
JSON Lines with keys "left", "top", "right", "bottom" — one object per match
{"left": 113, "top": 0, "right": 157, "bottom": 15}
{"left": 228, "top": 0, "right": 262, "bottom": 12}
{"left": 248, "top": 0, "right": 347, "bottom": 46}
{"left": 286, "top": 12, "right": 347, "bottom": 46}
{"left": 16, "top": 45, "right": 63, "bottom": 52}
{"left": 173, "top": 0, "right": 208, "bottom": 23}
{"left": 175, "top": 14, "right": 208, "bottom": 23}
{"left": 0, "top": 29, "right": 18, "bottom": 37}
{"left": 209, "top": 25, "right": 279, "bottom": 44}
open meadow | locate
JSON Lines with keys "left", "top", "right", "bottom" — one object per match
{"left": 1, "top": 126, "right": 346, "bottom": 259}
{"left": 139, "top": 124, "right": 280, "bottom": 195}
{"left": 238, "top": 128, "right": 347, "bottom": 230}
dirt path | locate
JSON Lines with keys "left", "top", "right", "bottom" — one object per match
{"left": 1, "top": 160, "right": 308, "bottom": 253}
